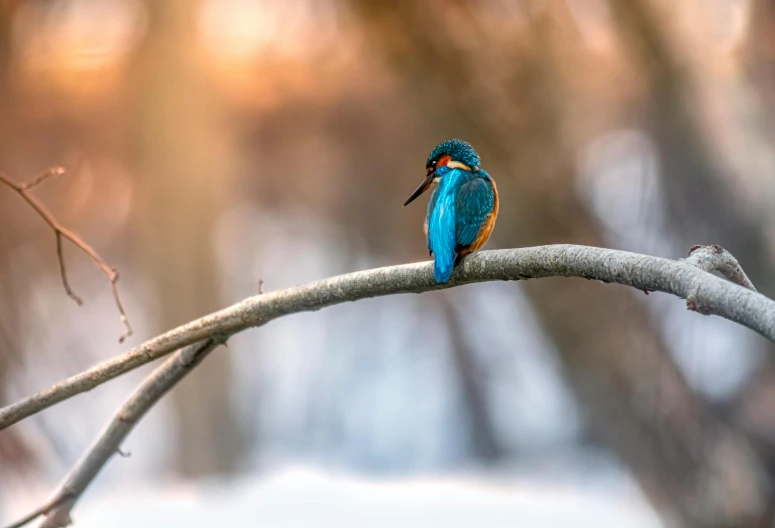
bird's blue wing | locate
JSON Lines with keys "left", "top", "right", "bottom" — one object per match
{"left": 455, "top": 178, "right": 495, "bottom": 248}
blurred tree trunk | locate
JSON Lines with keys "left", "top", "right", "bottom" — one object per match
{"left": 608, "top": 0, "right": 775, "bottom": 297}
{"left": 0, "top": 0, "right": 39, "bottom": 479}
{"left": 348, "top": 1, "right": 773, "bottom": 525}
{"left": 611, "top": 1, "right": 775, "bottom": 513}
{"left": 744, "top": 0, "right": 775, "bottom": 219}
{"left": 746, "top": 0, "right": 775, "bottom": 110}
{"left": 725, "top": 0, "right": 775, "bottom": 482}
{"left": 438, "top": 295, "right": 504, "bottom": 463}
{"left": 507, "top": 8, "right": 773, "bottom": 524}
{"left": 127, "top": 0, "right": 245, "bottom": 477}
{"left": 0, "top": 0, "right": 18, "bottom": 369}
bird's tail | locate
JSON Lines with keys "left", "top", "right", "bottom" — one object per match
{"left": 433, "top": 251, "right": 455, "bottom": 283}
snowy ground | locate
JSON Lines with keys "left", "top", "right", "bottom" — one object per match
{"left": 6, "top": 465, "right": 663, "bottom": 528}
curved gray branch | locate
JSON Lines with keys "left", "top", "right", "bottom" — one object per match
{"left": 7, "top": 338, "right": 223, "bottom": 528}
{"left": 2, "top": 244, "right": 774, "bottom": 431}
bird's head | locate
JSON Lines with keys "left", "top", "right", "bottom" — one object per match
{"left": 403, "top": 139, "right": 480, "bottom": 207}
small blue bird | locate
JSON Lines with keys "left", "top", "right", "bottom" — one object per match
{"left": 403, "top": 139, "right": 499, "bottom": 283}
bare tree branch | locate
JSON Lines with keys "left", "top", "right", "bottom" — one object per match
{"left": 685, "top": 244, "right": 757, "bottom": 292}
{"left": 18, "top": 168, "right": 66, "bottom": 191}
{"left": 3, "top": 338, "right": 224, "bottom": 528}
{"left": 0, "top": 168, "right": 133, "bottom": 342}
{"left": 3, "top": 495, "right": 69, "bottom": 528}
{"left": 1, "top": 244, "right": 774, "bottom": 432}
{"left": 2, "top": 244, "right": 773, "bottom": 528}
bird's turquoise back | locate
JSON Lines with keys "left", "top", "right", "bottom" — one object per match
{"left": 426, "top": 168, "right": 495, "bottom": 282}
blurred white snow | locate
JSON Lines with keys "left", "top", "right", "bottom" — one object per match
{"left": 9, "top": 465, "right": 662, "bottom": 528}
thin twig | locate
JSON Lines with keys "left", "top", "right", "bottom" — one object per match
{"left": 0, "top": 168, "right": 133, "bottom": 342}
{"left": 1, "top": 244, "right": 773, "bottom": 432}
{"left": 55, "top": 232, "right": 82, "bottom": 305}
{"left": 3, "top": 338, "right": 223, "bottom": 528}
{"left": 684, "top": 244, "right": 757, "bottom": 291}
{"left": 683, "top": 244, "right": 757, "bottom": 314}
{"left": 18, "top": 167, "right": 66, "bottom": 191}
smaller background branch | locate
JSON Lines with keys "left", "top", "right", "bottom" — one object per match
{"left": 0, "top": 168, "right": 132, "bottom": 342}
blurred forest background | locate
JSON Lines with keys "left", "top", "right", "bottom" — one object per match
{"left": 2, "top": 0, "right": 775, "bottom": 526}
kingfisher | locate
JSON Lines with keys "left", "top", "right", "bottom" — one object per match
{"left": 403, "top": 139, "right": 499, "bottom": 283}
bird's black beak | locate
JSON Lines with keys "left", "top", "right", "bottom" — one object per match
{"left": 403, "top": 169, "right": 435, "bottom": 207}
